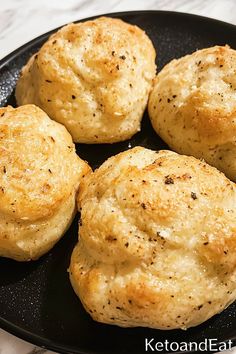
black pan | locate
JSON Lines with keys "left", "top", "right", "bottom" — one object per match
{"left": 0, "top": 10, "right": 236, "bottom": 354}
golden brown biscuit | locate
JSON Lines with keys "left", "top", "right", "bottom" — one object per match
{"left": 16, "top": 17, "right": 156, "bottom": 143}
{"left": 149, "top": 45, "right": 236, "bottom": 181}
{"left": 0, "top": 105, "right": 90, "bottom": 261}
{"left": 70, "top": 146, "right": 236, "bottom": 330}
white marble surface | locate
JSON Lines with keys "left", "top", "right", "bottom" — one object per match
{"left": 1, "top": 0, "right": 236, "bottom": 353}
{"left": 2, "top": 0, "right": 236, "bottom": 60}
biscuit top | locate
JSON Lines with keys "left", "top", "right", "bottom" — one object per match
{"left": 78, "top": 147, "right": 236, "bottom": 270}
{"left": 36, "top": 16, "right": 155, "bottom": 117}
{"left": 0, "top": 105, "right": 85, "bottom": 221}
{"left": 16, "top": 17, "right": 156, "bottom": 143}
{"left": 153, "top": 45, "right": 236, "bottom": 144}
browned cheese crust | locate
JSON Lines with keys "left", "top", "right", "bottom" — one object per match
{"left": 16, "top": 17, "right": 156, "bottom": 143}
{"left": 149, "top": 45, "right": 236, "bottom": 181}
{"left": 70, "top": 146, "right": 236, "bottom": 329}
{"left": 0, "top": 105, "right": 90, "bottom": 261}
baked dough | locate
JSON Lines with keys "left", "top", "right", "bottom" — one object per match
{"left": 70, "top": 146, "right": 236, "bottom": 330}
{"left": 148, "top": 45, "right": 236, "bottom": 181}
{"left": 16, "top": 17, "right": 156, "bottom": 143}
{"left": 0, "top": 105, "right": 90, "bottom": 261}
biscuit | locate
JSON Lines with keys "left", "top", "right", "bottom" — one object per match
{"left": 0, "top": 105, "right": 90, "bottom": 261}
{"left": 70, "top": 146, "right": 236, "bottom": 329}
{"left": 149, "top": 45, "right": 236, "bottom": 181}
{"left": 16, "top": 17, "right": 156, "bottom": 143}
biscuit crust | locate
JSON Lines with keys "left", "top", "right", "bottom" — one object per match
{"left": 0, "top": 105, "right": 90, "bottom": 261}
{"left": 149, "top": 45, "right": 236, "bottom": 181}
{"left": 16, "top": 17, "right": 156, "bottom": 143}
{"left": 70, "top": 147, "right": 236, "bottom": 330}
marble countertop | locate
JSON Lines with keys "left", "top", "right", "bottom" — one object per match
{"left": 1, "top": 0, "right": 236, "bottom": 353}
{"left": 2, "top": 0, "right": 236, "bottom": 60}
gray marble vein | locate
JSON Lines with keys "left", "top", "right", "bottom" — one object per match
{"left": 27, "top": 349, "right": 47, "bottom": 354}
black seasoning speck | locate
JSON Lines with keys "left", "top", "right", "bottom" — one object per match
{"left": 141, "top": 203, "right": 146, "bottom": 209}
{"left": 191, "top": 192, "right": 197, "bottom": 200}
{"left": 72, "top": 95, "right": 76, "bottom": 99}
{"left": 1, "top": 113, "right": 5, "bottom": 117}
{"left": 167, "top": 98, "right": 171, "bottom": 103}
{"left": 116, "top": 64, "right": 120, "bottom": 70}
{"left": 125, "top": 242, "right": 129, "bottom": 248}
{"left": 3, "top": 166, "right": 6, "bottom": 173}
{"left": 198, "top": 304, "right": 203, "bottom": 310}
{"left": 112, "top": 51, "right": 115, "bottom": 56}
{"left": 203, "top": 242, "right": 209, "bottom": 246}
{"left": 48, "top": 169, "right": 52, "bottom": 174}
{"left": 46, "top": 79, "right": 52, "bottom": 83}
{"left": 47, "top": 99, "right": 51, "bottom": 102}
{"left": 165, "top": 176, "right": 174, "bottom": 185}
{"left": 120, "top": 55, "right": 126, "bottom": 60}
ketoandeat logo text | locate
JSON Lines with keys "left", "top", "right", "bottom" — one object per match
{"left": 145, "top": 338, "right": 233, "bottom": 352}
